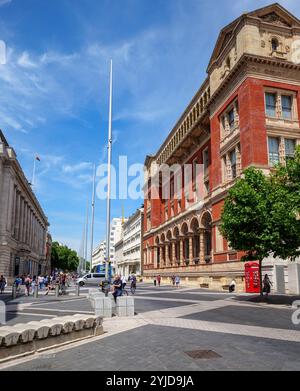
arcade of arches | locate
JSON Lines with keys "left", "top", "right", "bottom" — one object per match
{"left": 144, "top": 212, "right": 212, "bottom": 269}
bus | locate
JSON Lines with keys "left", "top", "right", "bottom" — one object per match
{"left": 92, "top": 263, "right": 113, "bottom": 282}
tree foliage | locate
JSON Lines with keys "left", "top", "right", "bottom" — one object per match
{"left": 51, "top": 241, "right": 80, "bottom": 271}
{"left": 221, "top": 147, "right": 300, "bottom": 264}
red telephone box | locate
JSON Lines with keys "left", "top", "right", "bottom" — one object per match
{"left": 245, "top": 262, "right": 261, "bottom": 293}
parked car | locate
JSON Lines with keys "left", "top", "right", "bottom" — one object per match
{"left": 76, "top": 273, "right": 106, "bottom": 287}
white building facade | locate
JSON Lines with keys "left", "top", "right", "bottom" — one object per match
{"left": 109, "top": 218, "right": 124, "bottom": 271}
{"left": 91, "top": 240, "right": 106, "bottom": 268}
{"left": 117, "top": 208, "right": 143, "bottom": 278}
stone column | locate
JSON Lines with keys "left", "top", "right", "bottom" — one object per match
{"left": 172, "top": 242, "right": 176, "bottom": 266}
{"left": 234, "top": 101, "right": 239, "bottom": 128}
{"left": 165, "top": 244, "right": 169, "bottom": 267}
{"left": 236, "top": 144, "right": 242, "bottom": 177}
{"left": 189, "top": 236, "right": 193, "bottom": 263}
{"left": 200, "top": 229, "right": 205, "bottom": 263}
{"left": 19, "top": 197, "right": 24, "bottom": 243}
{"left": 279, "top": 137, "right": 285, "bottom": 165}
{"left": 180, "top": 239, "right": 184, "bottom": 266}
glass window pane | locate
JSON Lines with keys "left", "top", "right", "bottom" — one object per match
{"left": 282, "top": 96, "right": 292, "bottom": 119}
{"left": 285, "top": 139, "right": 295, "bottom": 159}
{"left": 230, "top": 150, "right": 237, "bottom": 178}
{"left": 203, "top": 149, "right": 209, "bottom": 171}
{"left": 228, "top": 109, "right": 235, "bottom": 129}
{"left": 268, "top": 137, "right": 279, "bottom": 165}
{"left": 265, "top": 93, "right": 276, "bottom": 117}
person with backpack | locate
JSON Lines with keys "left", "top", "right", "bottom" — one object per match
{"left": 0, "top": 275, "right": 6, "bottom": 294}
{"left": 25, "top": 275, "right": 31, "bottom": 296}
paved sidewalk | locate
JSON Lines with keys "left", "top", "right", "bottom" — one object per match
{"left": 0, "top": 283, "right": 299, "bottom": 371}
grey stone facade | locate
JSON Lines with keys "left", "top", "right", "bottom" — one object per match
{"left": 0, "top": 130, "right": 50, "bottom": 283}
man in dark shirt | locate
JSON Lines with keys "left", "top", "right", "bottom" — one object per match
{"left": 112, "top": 275, "right": 123, "bottom": 303}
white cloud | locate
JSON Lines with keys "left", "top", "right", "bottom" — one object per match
{"left": 62, "top": 162, "right": 93, "bottom": 173}
{"left": 0, "top": 0, "right": 12, "bottom": 7}
{"left": 17, "top": 52, "right": 38, "bottom": 69}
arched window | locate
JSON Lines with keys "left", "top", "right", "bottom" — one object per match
{"left": 271, "top": 38, "right": 279, "bottom": 52}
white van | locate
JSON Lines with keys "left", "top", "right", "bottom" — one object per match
{"left": 76, "top": 273, "right": 105, "bottom": 287}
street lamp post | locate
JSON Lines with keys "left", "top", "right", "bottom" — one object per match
{"left": 105, "top": 60, "right": 113, "bottom": 283}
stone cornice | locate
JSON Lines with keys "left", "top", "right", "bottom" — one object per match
{"left": 209, "top": 52, "right": 300, "bottom": 115}
{"left": 1, "top": 135, "right": 49, "bottom": 227}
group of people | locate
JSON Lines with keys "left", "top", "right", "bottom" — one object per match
{"left": 153, "top": 275, "right": 181, "bottom": 288}
{"left": 171, "top": 275, "right": 181, "bottom": 288}
{"left": 11, "top": 272, "right": 73, "bottom": 296}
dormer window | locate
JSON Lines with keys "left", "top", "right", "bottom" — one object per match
{"left": 271, "top": 38, "right": 279, "bottom": 52}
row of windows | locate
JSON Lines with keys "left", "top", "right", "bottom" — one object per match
{"left": 268, "top": 137, "right": 296, "bottom": 166}
{"left": 265, "top": 92, "right": 294, "bottom": 120}
{"left": 222, "top": 146, "right": 239, "bottom": 183}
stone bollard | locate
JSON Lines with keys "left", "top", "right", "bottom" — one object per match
{"left": 12, "top": 283, "right": 17, "bottom": 300}
{"left": 33, "top": 284, "right": 39, "bottom": 298}
{"left": 75, "top": 284, "right": 80, "bottom": 296}
{"left": 55, "top": 283, "right": 60, "bottom": 297}
{"left": 0, "top": 300, "right": 6, "bottom": 325}
{"left": 90, "top": 296, "right": 112, "bottom": 318}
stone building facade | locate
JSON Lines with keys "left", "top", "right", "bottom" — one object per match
{"left": 92, "top": 240, "right": 106, "bottom": 268}
{"left": 142, "top": 3, "right": 300, "bottom": 292}
{"left": 117, "top": 208, "right": 144, "bottom": 277}
{"left": 0, "top": 131, "right": 50, "bottom": 283}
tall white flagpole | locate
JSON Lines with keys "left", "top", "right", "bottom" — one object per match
{"left": 31, "top": 157, "right": 37, "bottom": 187}
{"left": 90, "top": 164, "right": 96, "bottom": 273}
{"left": 105, "top": 60, "right": 113, "bottom": 282}
{"left": 84, "top": 195, "right": 89, "bottom": 272}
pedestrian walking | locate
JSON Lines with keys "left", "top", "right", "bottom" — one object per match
{"left": 171, "top": 275, "right": 176, "bottom": 287}
{"left": 157, "top": 275, "right": 161, "bottom": 287}
{"left": 25, "top": 275, "right": 31, "bottom": 296}
{"left": 175, "top": 275, "right": 180, "bottom": 289}
{"left": 31, "top": 276, "right": 37, "bottom": 295}
{"left": 229, "top": 279, "right": 236, "bottom": 293}
{"left": 153, "top": 277, "right": 157, "bottom": 287}
{"left": 263, "top": 274, "right": 272, "bottom": 297}
{"left": 38, "top": 275, "right": 44, "bottom": 290}
{"left": 0, "top": 275, "right": 6, "bottom": 294}
{"left": 121, "top": 275, "right": 127, "bottom": 290}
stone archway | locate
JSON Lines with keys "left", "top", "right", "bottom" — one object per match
{"left": 155, "top": 236, "right": 161, "bottom": 269}
{"left": 190, "top": 217, "right": 200, "bottom": 264}
{"left": 201, "top": 212, "right": 212, "bottom": 263}
{"left": 181, "top": 222, "right": 189, "bottom": 264}
{"left": 166, "top": 230, "right": 173, "bottom": 267}
{"left": 173, "top": 226, "right": 180, "bottom": 265}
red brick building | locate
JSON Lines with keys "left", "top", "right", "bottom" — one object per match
{"left": 142, "top": 3, "right": 300, "bottom": 292}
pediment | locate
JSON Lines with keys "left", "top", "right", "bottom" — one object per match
{"left": 259, "top": 11, "right": 291, "bottom": 27}
{"left": 248, "top": 3, "right": 300, "bottom": 29}
{"left": 207, "top": 3, "right": 300, "bottom": 72}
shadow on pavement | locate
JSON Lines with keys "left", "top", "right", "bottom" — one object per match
{"left": 233, "top": 294, "right": 300, "bottom": 306}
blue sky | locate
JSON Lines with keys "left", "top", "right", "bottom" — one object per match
{"left": 0, "top": 0, "right": 299, "bottom": 255}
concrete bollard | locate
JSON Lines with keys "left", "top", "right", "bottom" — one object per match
{"left": 55, "top": 283, "right": 60, "bottom": 297}
{"left": 75, "top": 284, "right": 80, "bottom": 296}
{"left": 0, "top": 300, "right": 6, "bottom": 325}
{"left": 33, "top": 284, "right": 39, "bottom": 298}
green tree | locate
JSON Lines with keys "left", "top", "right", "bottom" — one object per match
{"left": 221, "top": 158, "right": 300, "bottom": 295}
{"left": 51, "top": 242, "right": 80, "bottom": 271}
